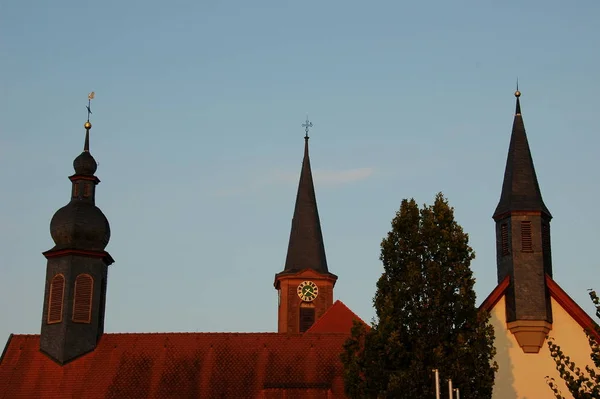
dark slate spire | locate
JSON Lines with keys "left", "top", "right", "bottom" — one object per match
{"left": 282, "top": 121, "right": 329, "bottom": 274}
{"left": 493, "top": 90, "right": 552, "bottom": 219}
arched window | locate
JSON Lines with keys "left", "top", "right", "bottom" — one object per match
{"left": 299, "top": 302, "right": 315, "bottom": 333}
{"left": 47, "top": 274, "right": 65, "bottom": 324}
{"left": 83, "top": 183, "right": 91, "bottom": 198}
{"left": 72, "top": 274, "right": 94, "bottom": 323}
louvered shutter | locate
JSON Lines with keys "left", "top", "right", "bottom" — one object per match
{"left": 73, "top": 274, "right": 94, "bottom": 323}
{"left": 48, "top": 275, "right": 65, "bottom": 324}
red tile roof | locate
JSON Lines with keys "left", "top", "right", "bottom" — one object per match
{"left": 479, "top": 274, "right": 600, "bottom": 341}
{"left": 0, "top": 332, "right": 350, "bottom": 399}
{"left": 306, "top": 300, "right": 369, "bottom": 334}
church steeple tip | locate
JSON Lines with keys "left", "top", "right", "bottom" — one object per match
{"left": 493, "top": 88, "right": 551, "bottom": 220}
{"left": 73, "top": 92, "right": 97, "bottom": 176}
{"left": 515, "top": 84, "right": 522, "bottom": 115}
{"left": 83, "top": 91, "right": 94, "bottom": 152}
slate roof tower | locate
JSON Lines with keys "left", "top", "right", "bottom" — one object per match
{"left": 40, "top": 96, "right": 114, "bottom": 364}
{"left": 493, "top": 89, "right": 553, "bottom": 353}
{"left": 275, "top": 119, "right": 337, "bottom": 333}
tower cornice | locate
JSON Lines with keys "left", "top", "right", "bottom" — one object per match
{"left": 42, "top": 248, "right": 114, "bottom": 265}
{"left": 68, "top": 174, "right": 101, "bottom": 184}
{"left": 492, "top": 210, "right": 553, "bottom": 222}
{"left": 274, "top": 268, "right": 338, "bottom": 290}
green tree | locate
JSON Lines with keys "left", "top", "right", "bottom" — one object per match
{"left": 341, "top": 193, "right": 497, "bottom": 398}
{"left": 546, "top": 290, "right": 600, "bottom": 398}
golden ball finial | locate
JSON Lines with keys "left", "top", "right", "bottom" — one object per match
{"left": 84, "top": 121, "right": 92, "bottom": 130}
{"left": 515, "top": 90, "right": 521, "bottom": 98}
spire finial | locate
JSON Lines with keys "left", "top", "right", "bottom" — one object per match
{"left": 302, "top": 115, "right": 313, "bottom": 139}
{"left": 515, "top": 78, "right": 521, "bottom": 98}
{"left": 84, "top": 92, "right": 95, "bottom": 151}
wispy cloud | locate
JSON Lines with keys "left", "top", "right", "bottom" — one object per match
{"left": 212, "top": 167, "right": 375, "bottom": 197}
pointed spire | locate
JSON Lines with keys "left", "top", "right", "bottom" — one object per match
{"left": 493, "top": 89, "right": 552, "bottom": 219}
{"left": 282, "top": 119, "right": 329, "bottom": 273}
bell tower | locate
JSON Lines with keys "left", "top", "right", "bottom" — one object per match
{"left": 493, "top": 89, "right": 553, "bottom": 353}
{"left": 40, "top": 93, "right": 114, "bottom": 364}
{"left": 274, "top": 119, "right": 337, "bottom": 334}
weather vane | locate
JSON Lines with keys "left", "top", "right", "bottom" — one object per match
{"left": 302, "top": 116, "right": 313, "bottom": 138}
{"left": 86, "top": 92, "right": 95, "bottom": 124}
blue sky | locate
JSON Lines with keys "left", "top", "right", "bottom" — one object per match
{"left": 1, "top": 1, "right": 599, "bottom": 346}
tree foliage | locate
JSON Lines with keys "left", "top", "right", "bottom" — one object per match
{"left": 341, "top": 193, "right": 497, "bottom": 398}
{"left": 546, "top": 290, "right": 600, "bottom": 398}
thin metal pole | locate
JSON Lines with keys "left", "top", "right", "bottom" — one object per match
{"left": 448, "top": 379, "right": 453, "bottom": 399}
{"left": 432, "top": 369, "right": 440, "bottom": 399}
{"left": 454, "top": 388, "right": 460, "bottom": 399}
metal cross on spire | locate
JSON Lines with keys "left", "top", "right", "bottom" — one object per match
{"left": 302, "top": 116, "right": 313, "bottom": 138}
{"left": 86, "top": 91, "right": 95, "bottom": 122}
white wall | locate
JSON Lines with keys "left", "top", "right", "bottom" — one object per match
{"left": 490, "top": 296, "right": 597, "bottom": 399}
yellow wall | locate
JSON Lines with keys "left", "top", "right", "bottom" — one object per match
{"left": 490, "top": 295, "right": 598, "bottom": 399}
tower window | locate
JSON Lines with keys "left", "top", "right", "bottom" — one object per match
{"left": 72, "top": 274, "right": 94, "bottom": 323}
{"left": 73, "top": 184, "right": 80, "bottom": 198}
{"left": 299, "top": 303, "right": 315, "bottom": 333}
{"left": 521, "top": 221, "right": 533, "bottom": 252}
{"left": 47, "top": 274, "right": 65, "bottom": 324}
{"left": 500, "top": 223, "right": 509, "bottom": 256}
{"left": 83, "top": 183, "right": 91, "bottom": 198}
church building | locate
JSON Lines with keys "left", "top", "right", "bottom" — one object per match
{"left": 479, "top": 90, "right": 600, "bottom": 398}
{"left": 0, "top": 91, "right": 598, "bottom": 398}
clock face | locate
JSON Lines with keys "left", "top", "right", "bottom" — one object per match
{"left": 297, "top": 281, "right": 318, "bottom": 302}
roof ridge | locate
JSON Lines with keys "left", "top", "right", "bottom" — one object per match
{"left": 478, "top": 275, "right": 600, "bottom": 342}
{"left": 321, "top": 300, "right": 368, "bottom": 326}
{"left": 306, "top": 300, "right": 368, "bottom": 333}
{"left": 545, "top": 275, "right": 600, "bottom": 341}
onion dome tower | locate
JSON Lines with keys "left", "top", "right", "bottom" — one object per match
{"left": 40, "top": 93, "right": 114, "bottom": 365}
